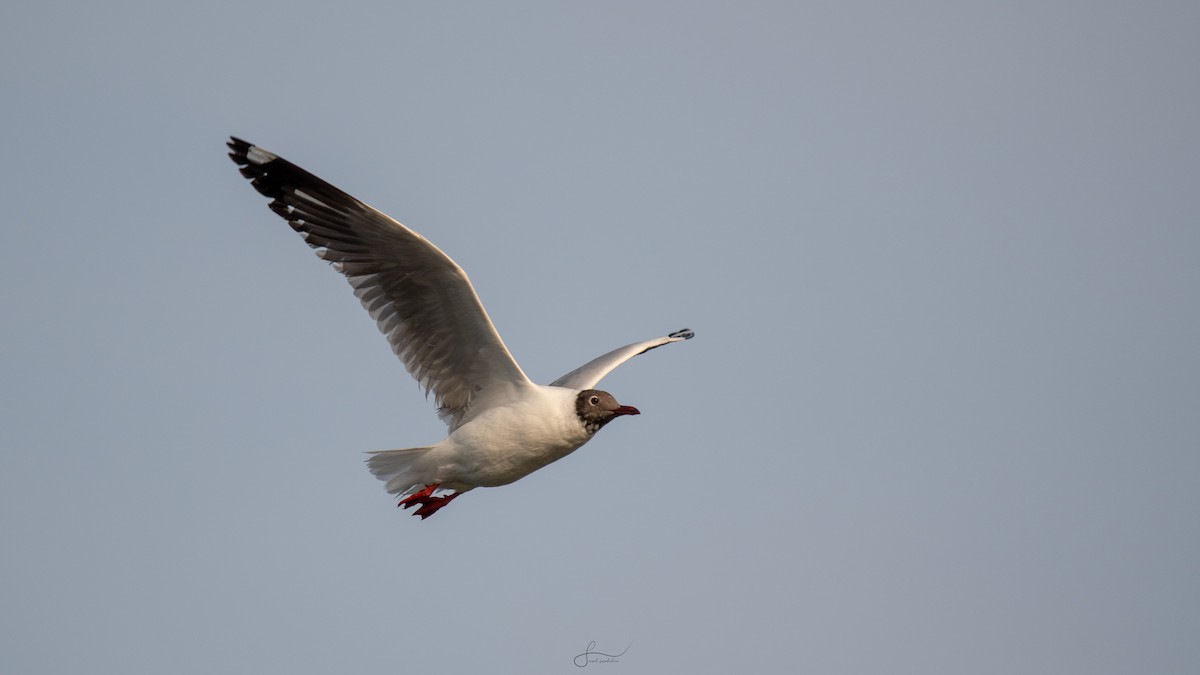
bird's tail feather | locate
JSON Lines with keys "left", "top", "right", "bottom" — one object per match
{"left": 365, "top": 447, "right": 434, "bottom": 495}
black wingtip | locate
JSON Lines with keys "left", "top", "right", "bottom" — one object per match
{"left": 226, "top": 137, "right": 298, "bottom": 200}
{"left": 227, "top": 136, "right": 251, "bottom": 163}
{"left": 669, "top": 328, "right": 695, "bottom": 340}
{"left": 225, "top": 136, "right": 371, "bottom": 222}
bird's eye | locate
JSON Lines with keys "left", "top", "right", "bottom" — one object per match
{"left": 589, "top": 395, "right": 600, "bottom": 405}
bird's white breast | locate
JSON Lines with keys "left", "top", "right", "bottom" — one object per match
{"left": 446, "top": 385, "right": 591, "bottom": 487}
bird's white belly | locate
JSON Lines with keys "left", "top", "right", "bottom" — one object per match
{"left": 446, "top": 394, "right": 592, "bottom": 487}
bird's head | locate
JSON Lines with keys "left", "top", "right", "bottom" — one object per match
{"left": 575, "top": 389, "right": 640, "bottom": 435}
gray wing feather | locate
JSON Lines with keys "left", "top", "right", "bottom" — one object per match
{"left": 228, "top": 137, "right": 531, "bottom": 426}
{"left": 550, "top": 329, "right": 694, "bottom": 390}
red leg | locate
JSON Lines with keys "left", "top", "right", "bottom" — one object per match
{"left": 412, "top": 491, "right": 460, "bottom": 519}
{"left": 397, "top": 483, "right": 461, "bottom": 519}
{"left": 398, "top": 483, "right": 439, "bottom": 509}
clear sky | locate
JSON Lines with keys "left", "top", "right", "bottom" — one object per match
{"left": 3, "top": 1, "right": 1198, "bottom": 673}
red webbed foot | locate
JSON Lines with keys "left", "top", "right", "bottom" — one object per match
{"left": 412, "top": 492, "right": 460, "bottom": 519}
{"left": 398, "top": 483, "right": 461, "bottom": 519}
{"left": 398, "top": 483, "right": 438, "bottom": 509}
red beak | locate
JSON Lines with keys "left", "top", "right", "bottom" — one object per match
{"left": 612, "top": 405, "right": 641, "bottom": 417}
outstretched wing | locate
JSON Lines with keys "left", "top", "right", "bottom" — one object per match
{"left": 227, "top": 137, "right": 532, "bottom": 425}
{"left": 550, "top": 329, "right": 694, "bottom": 390}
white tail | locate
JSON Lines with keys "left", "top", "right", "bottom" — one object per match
{"left": 365, "top": 447, "right": 434, "bottom": 495}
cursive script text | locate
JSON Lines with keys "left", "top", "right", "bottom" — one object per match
{"left": 574, "top": 641, "right": 631, "bottom": 667}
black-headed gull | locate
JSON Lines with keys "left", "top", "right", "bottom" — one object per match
{"left": 227, "top": 137, "right": 693, "bottom": 519}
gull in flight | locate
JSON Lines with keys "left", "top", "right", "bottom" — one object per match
{"left": 227, "top": 137, "right": 694, "bottom": 518}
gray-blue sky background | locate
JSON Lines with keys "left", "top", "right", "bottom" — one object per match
{"left": 3, "top": 2, "right": 1198, "bottom": 673}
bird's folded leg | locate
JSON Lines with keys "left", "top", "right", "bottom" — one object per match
{"left": 398, "top": 483, "right": 439, "bottom": 509}
{"left": 398, "top": 483, "right": 461, "bottom": 519}
{"left": 412, "top": 492, "right": 460, "bottom": 519}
